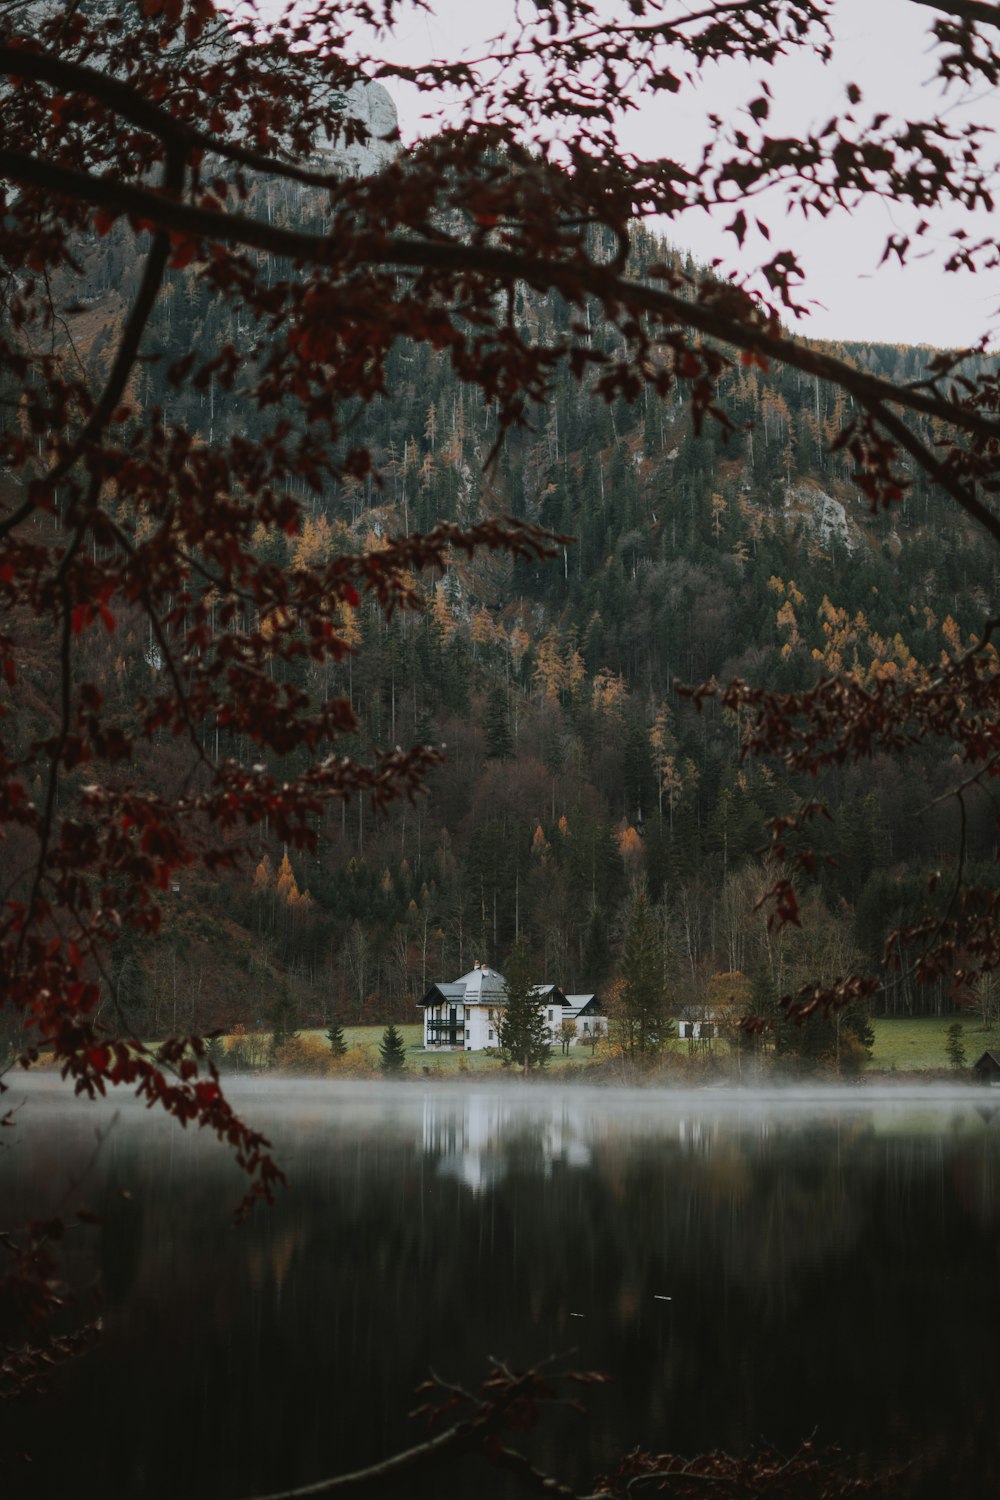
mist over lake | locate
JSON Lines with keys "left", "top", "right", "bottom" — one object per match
{"left": 2, "top": 1077, "right": 998, "bottom": 1498}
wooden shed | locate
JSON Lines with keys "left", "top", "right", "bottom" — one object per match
{"left": 972, "top": 1050, "right": 1000, "bottom": 1085}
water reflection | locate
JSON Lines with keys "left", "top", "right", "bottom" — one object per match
{"left": 1, "top": 1079, "right": 998, "bottom": 1499}
{"left": 423, "top": 1093, "right": 592, "bottom": 1190}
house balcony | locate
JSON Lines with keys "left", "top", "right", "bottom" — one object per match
{"left": 425, "top": 1023, "right": 467, "bottom": 1046}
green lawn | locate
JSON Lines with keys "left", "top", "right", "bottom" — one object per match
{"left": 868, "top": 1015, "right": 999, "bottom": 1071}
{"left": 299, "top": 1024, "right": 599, "bottom": 1072}
{"left": 266, "top": 1016, "right": 1000, "bottom": 1076}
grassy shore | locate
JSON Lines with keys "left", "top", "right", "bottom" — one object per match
{"left": 297, "top": 1025, "right": 600, "bottom": 1072}
{"left": 292, "top": 1016, "right": 1000, "bottom": 1075}
{"left": 32, "top": 1016, "right": 987, "bottom": 1079}
{"left": 868, "top": 1015, "right": 999, "bottom": 1072}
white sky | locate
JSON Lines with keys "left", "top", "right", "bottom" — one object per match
{"left": 371, "top": 0, "right": 1000, "bottom": 350}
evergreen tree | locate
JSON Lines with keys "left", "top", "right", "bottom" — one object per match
{"left": 744, "top": 959, "right": 779, "bottom": 1060}
{"left": 379, "top": 1023, "right": 407, "bottom": 1074}
{"left": 484, "top": 685, "right": 514, "bottom": 760}
{"left": 767, "top": 972, "right": 874, "bottom": 1075}
{"left": 582, "top": 908, "right": 611, "bottom": 990}
{"left": 617, "top": 884, "right": 672, "bottom": 1058}
{"left": 496, "top": 941, "right": 551, "bottom": 1074}
{"left": 945, "top": 1022, "right": 967, "bottom": 1071}
{"left": 268, "top": 988, "right": 298, "bottom": 1061}
{"left": 622, "top": 716, "right": 656, "bottom": 829}
{"left": 326, "top": 1019, "right": 348, "bottom": 1057}
{"left": 205, "top": 1033, "right": 226, "bottom": 1070}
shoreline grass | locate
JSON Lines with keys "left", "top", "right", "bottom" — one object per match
{"left": 22, "top": 1016, "right": 1000, "bottom": 1079}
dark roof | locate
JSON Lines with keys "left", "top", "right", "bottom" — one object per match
{"left": 418, "top": 971, "right": 571, "bottom": 1009}
{"left": 532, "top": 985, "right": 568, "bottom": 1006}
{"left": 418, "top": 965, "right": 507, "bottom": 1008}
{"left": 564, "top": 993, "right": 599, "bottom": 1016}
{"left": 417, "top": 982, "right": 466, "bottom": 1008}
{"left": 973, "top": 1050, "right": 1000, "bottom": 1070}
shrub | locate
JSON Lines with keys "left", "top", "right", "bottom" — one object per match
{"left": 333, "top": 1045, "right": 378, "bottom": 1077}
{"left": 273, "top": 1036, "right": 334, "bottom": 1075}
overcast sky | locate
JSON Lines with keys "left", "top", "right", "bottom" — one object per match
{"left": 372, "top": 0, "right": 1000, "bottom": 350}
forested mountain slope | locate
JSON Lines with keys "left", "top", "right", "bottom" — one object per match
{"left": 8, "top": 199, "right": 997, "bottom": 1042}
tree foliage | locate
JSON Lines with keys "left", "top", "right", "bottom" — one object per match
{"left": 495, "top": 941, "right": 551, "bottom": 1073}
{"left": 612, "top": 884, "right": 673, "bottom": 1058}
{"left": 5, "top": 0, "right": 1000, "bottom": 1425}
{"left": 945, "top": 1021, "right": 967, "bottom": 1071}
{"left": 325, "top": 1019, "right": 347, "bottom": 1058}
{"left": 3, "top": 0, "right": 1000, "bottom": 1117}
{"left": 378, "top": 1022, "right": 407, "bottom": 1073}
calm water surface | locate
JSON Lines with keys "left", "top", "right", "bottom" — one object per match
{"left": 1, "top": 1077, "right": 998, "bottom": 1498}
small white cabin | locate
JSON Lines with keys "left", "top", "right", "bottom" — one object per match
{"left": 677, "top": 1012, "right": 721, "bottom": 1040}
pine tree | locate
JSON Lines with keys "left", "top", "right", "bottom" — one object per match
{"left": 205, "top": 1033, "right": 226, "bottom": 1070}
{"left": 379, "top": 1023, "right": 407, "bottom": 1074}
{"left": 617, "top": 885, "right": 672, "bottom": 1057}
{"left": 945, "top": 1022, "right": 967, "bottom": 1072}
{"left": 484, "top": 684, "right": 514, "bottom": 760}
{"left": 268, "top": 988, "right": 298, "bottom": 1060}
{"left": 326, "top": 1020, "right": 348, "bottom": 1058}
{"left": 496, "top": 941, "right": 551, "bottom": 1074}
{"left": 582, "top": 908, "right": 611, "bottom": 990}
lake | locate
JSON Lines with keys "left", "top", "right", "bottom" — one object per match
{"left": 1, "top": 1076, "right": 998, "bottom": 1498}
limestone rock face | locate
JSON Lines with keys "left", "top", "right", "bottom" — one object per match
{"left": 784, "top": 479, "right": 859, "bottom": 554}
{"left": 321, "top": 81, "right": 399, "bottom": 176}
{"left": 18, "top": 3, "right": 398, "bottom": 178}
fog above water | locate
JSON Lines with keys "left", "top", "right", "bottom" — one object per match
{"left": 5, "top": 1068, "right": 988, "bottom": 1120}
{"left": 3, "top": 1070, "right": 990, "bottom": 1153}
{"left": 5, "top": 1072, "right": 993, "bottom": 1154}
{"left": 5, "top": 1071, "right": 996, "bottom": 1218}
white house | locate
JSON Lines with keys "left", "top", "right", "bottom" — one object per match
{"left": 418, "top": 963, "right": 603, "bottom": 1052}
{"left": 562, "top": 994, "right": 605, "bottom": 1042}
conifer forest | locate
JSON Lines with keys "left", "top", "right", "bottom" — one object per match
{"left": 9, "top": 201, "right": 993, "bottom": 1047}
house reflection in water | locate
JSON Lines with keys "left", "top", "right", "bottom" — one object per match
{"left": 421, "top": 1092, "right": 592, "bottom": 1192}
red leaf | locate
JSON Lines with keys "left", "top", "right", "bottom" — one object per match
{"left": 741, "top": 349, "right": 769, "bottom": 372}
{"left": 94, "top": 209, "right": 117, "bottom": 238}
{"left": 71, "top": 604, "right": 90, "bottom": 635}
{"left": 169, "top": 238, "right": 198, "bottom": 270}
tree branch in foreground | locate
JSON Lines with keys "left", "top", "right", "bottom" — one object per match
{"left": 243, "top": 1360, "right": 611, "bottom": 1500}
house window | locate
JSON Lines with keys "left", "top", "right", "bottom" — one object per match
{"left": 488, "top": 1029, "right": 494, "bottom": 1041}
{"left": 548, "top": 1009, "right": 553, "bottom": 1021}
{"left": 583, "top": 1021, "right": 589, "bottom": 1033}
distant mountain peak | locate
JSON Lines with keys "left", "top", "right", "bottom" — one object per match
{"left": 16, "top": 0, "right": 398, "bottom": 177}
